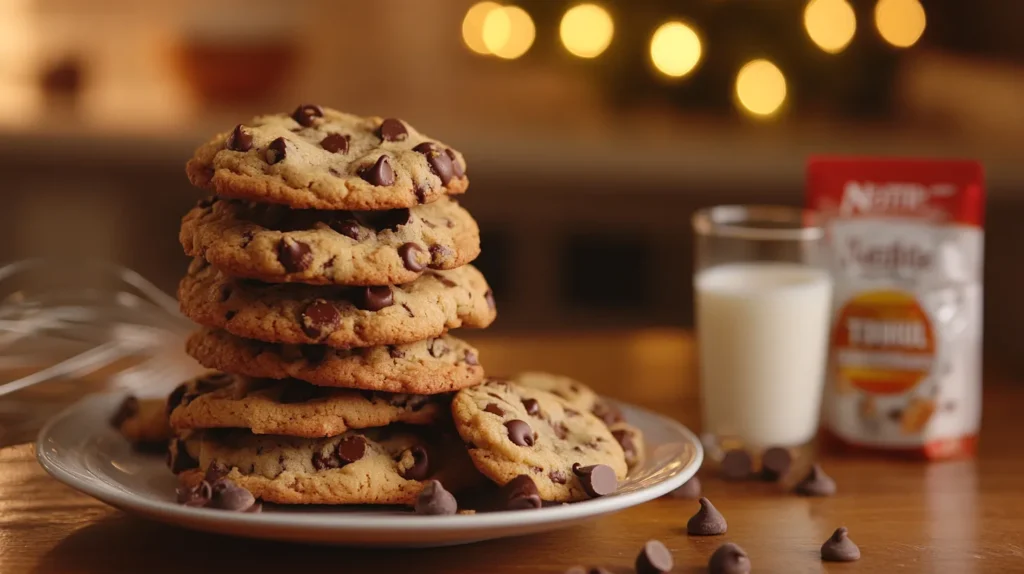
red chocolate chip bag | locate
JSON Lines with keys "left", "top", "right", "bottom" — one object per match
{"left": 807, "top": 157, "right": 984, "bottom": 460}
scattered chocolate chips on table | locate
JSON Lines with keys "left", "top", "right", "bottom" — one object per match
{"left": 794, "top": 463, "right": 837, "bottom": 497}
{"left": 708, "top": 542, "right": 751, "bottom": 574}
{"left": 687, "top": 497, "right": 728, "bottom": 535}
{"left": 571, "top": 463, "right": 617, "bottom": 498}
{"left": 720, "top": 448, "right": 753, "bottom": 480}
{"left": 635, "top": 540, "right": 673, "bottom": 574}
{"left": 664, "top": 476, "right": 701, "bottom": 499}
{"left": 821, "top": 527, "right": 861, "bottom": 562}
{"left": 759, "top": 446, "right": 792, "bottom": 481}
{"left": 414, "top": 480, "right": 458, "bottom": 516}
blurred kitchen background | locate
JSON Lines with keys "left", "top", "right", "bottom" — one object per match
{"left": 0, "top": 0, "right": 1022, "bottom": 369}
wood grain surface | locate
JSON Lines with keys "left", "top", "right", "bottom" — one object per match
{"left": 1, "top": 330, "right": 1022, "bottom": 574}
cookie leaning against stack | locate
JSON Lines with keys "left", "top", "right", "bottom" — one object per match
{"left": 169, "top": 106, "right": 493, "bottom": 506}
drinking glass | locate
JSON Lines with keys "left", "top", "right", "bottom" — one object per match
{"left": 692, "top": 205, "right": 831, "bottom": 452}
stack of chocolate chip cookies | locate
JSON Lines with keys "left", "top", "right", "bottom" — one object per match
{"left": 146, "top": 104, "right": 637, "bottom": 512}
{"left": 168, "top": 106, "right": 496, "bottom": 506}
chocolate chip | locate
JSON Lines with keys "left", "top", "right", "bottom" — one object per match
{"left": 359, "top": 286, "right": 394, "bottom": 311}
{"left": 226, "top": 124, "right": 253, "bottom": 151}
{"left": 402, "top": 445, "right": 430, "bottom": 480}
{"left": 428, "top": 338, "right": 448, "bottom": 358}
{"left": 549, "top": 470, "right": 568, "bottom": 484}
{"left": 521, "top": 398, "right": 540, "bottom": 416}
{"left": 591, "top": 401, "right": 624, "bottom": 425}
{"left": 209, "top": 480, "right": 256, "bottom": 511}
{"left": 277, "top": 237, "right": 313, "bottom": 273}
{"left": 720, "top": 449, "right": 753, "bottom": 480}
{"left": 166, "top": 384, "right": 187, "bottom": 415}
{"left": 265, "top": 137, "right": 287, "bottom": 164}
{"left": 664, "top": 476, "right": 702, "bottom": 499}
{"left": 484, "top": 403, "right": 505, "bottom": 416}
{"left": 413, "top": 141, "right": 454, "bottom": 185}
{"left": 611, "top": 428, "right": 639, "bottom": 467}
{"left": 330, "top": 216, "right": 362, "bottom": 240}
{"left": 463, "top": 350, "right": 479, "bottom": 365}
{"left": 300, "top": 344, "right": 328, "bottom": 365}
{"left": 176, "top": 480, "right": 212, "bottom": 507}
{"left": 169, "top": 440, "right": 198, "bottom": 473}
{"left": 794, "top": 463, "right": 837, "bottom": 497}
{"left": 299, "top": 299, "right": 340, "bottom": 339}
{"left": 389, "top": 346, "right": 406, "bottom": 359}
{"left": 572, "top": 463, "right": 617, "bottom": 498}
{"left": 564, "top": 407, "right": 580, "bottom": 417}
{"left": 110, "top": 396, "right": 138, "bottom": 428}
{"left": 445, "top": 148, "right": 464, "bottom": 178}
{"left": 552, "top": 421, "right": 569, "bottom": 440}
{"left": 415, "top": 185, "right": 429, "bottom": 203}
{"left": 635, "top": 540, "right": 673, "bottom": 574}
{"left": 337, "top": 435, "right": 367, "bottom": 464}
{"left": 821, "top": 527, "right": 861, "bottom": 562}
{"left": 224, "top": 310, "right": 237, "bottom": 321}
{"left": 500, "top": 475, "right": 542, "bottom": 510}
{"left": 505, "top": 419, "right": 535, "bottom": 446}
{"left": 484, "top": 289, "right": 495, "bottom": 310}
{"left": 354, "top": 208, "right": 410, "bottom": 232}
{"left": 377, "top": 118, "right": 407, "bottom": 141}
{"left": 415, "top": 480, "right": 457, "bottom": 515}
{"left": 398, "top": 243, "right": 427, "bottom": 272}
{"left": 402, "top": 303, "right": 415, "bottom": 318}
{"left": 292, "top": 104, "right": 323, "bottom": 127}
{"left": 708, "top": 542, "right": 750, "bottom": 574}
{"left": 687, "top": 497, "right": 728, "bottom": 535}
{"left": 359, "top": 155, "right": 395, "bottom": 186}
{"left": 429, "top": 244, "right": 454, "bottom": 265}
{"left": 278, "top": 381, "right": 323, "bottom": 404}
{"left": 320, "top": 133, "right": 349, "bottom": 154}
{"left": 760, "top": 446, "right": 792, "bottom": 481}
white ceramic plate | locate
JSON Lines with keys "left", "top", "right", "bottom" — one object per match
{"left": 36, "top": 392, "right": 702, "bottom": 547}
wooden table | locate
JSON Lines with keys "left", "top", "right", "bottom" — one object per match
{"left": 1, "top": 329, "right": 1023, "bottom": 573}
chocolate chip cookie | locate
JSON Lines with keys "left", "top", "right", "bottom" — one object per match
{"left": 180, "top": 196, "right": 480, "bottom": 286}
{"left": 110, "top": 396, "right": 172, "bottom": 446}
{"left": 451, "top": 380, "right": 628, "bottom": 502}
{"left": 167, "top": 372, "right": 449, "bottom": 437}
{"left": 176, "top": 427, "right": 482, "bottom": 505}
{"left": 186, "top": 329, "right": 484, "bottom": 394}
{"left": 512, "top": 371, "right": 638, "bottom": 463}
{"left": 178, "top": 259, "right": 495, "bottom": 348}
{"left": 185, "top": 106, "right": 468, "bottom": 211}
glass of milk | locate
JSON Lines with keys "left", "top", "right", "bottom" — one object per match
{"left": 693, "top": 205, "right": 832, "bottom": 451}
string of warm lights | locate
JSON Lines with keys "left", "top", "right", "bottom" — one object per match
{"left": 462, "top": 0, "right": 926, "bottom": 119}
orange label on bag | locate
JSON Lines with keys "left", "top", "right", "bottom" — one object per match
{"left": 833, "top": 290, "right": 935, "bottom": 395}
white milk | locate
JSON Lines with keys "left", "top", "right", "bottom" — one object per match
{"left": 696, "top": 262, "right": 833, "bottom": 447}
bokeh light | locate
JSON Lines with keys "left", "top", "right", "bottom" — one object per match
{"left": 804, "top": 0, "right": 857, "bottom": 54}
{"left": 462, "top": 2, "right": 501, "bottom": 55}
{"left": 649, "top": 21, "right": 703, "bottom": 78}
{"left": 735, "top": 59, "right": 787, "bottom": 118}
{"left": 483, "top": 5, "right": 535, "bottom": 60}
{"left": 875, "top": 0, "right": 926, "bottom": 48}
{"left": 560, "top": 4, "right": 615, "bottom": 59}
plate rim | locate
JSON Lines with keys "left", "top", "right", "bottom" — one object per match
{"left": 36, "top": 392, "right": 703, "bottom": 533}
